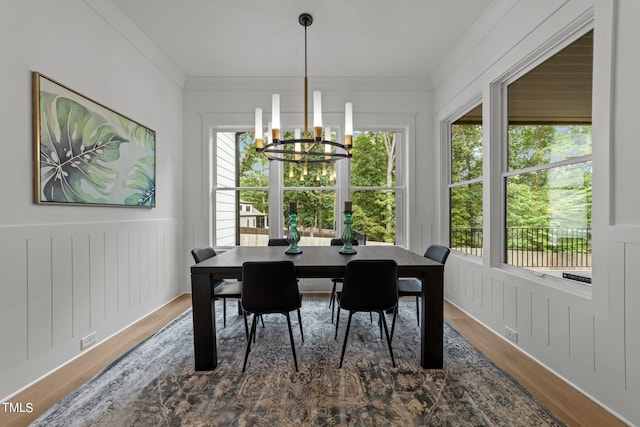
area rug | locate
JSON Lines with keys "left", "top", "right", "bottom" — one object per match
{"left": 32, "top": 299, "right": 565, "bottom": 426}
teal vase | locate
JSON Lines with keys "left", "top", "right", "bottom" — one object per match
{"left": 339, "top": 210, "right": 357, "bottom": 254}
{"left": 286, "top": 210, "right": 303, "bottom": 254}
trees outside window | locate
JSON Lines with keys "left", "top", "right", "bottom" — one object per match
{"left": 449, "top": 104, "right": 483, "bottom": 256}
{"left": 504, "top": 30, "right": 593, "bottom": 277}
{"left": 351, "top": 131, "right": 399, "bottom": 244}
{"left": 213, "top": 129, "right": 404, "bottom": 246}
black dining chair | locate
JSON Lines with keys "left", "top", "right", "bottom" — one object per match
{"left": 241, "top": 261, "right": 304, "bottom": 372}
{"left": 390, "top": 244, "right": 450, "bottom": 340}
{"left": 328, "top": 238, "right": 360, "bottom": 323}
{"left": 191, "top": 246, "right": 249, "bottom": 338}
{"left": 267, "top": 238, "right": 291, "bottom": 246}
{"left": 335, "top": 259, "right": 398, "bottom": 368}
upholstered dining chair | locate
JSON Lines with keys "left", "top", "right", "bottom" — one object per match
{"left": 328, "top": 238, "right": 360, "bottom": 323}
{"left": 191, "top": 246, "right": 249, "bottom": 338}
{"left": 335, "top": 259, "right": 398, "bottom": 368}
{"left": 241, "top": 261, "right": 304, "bottom": 372}
{"left": 390, "top": 244, "right": 450, "bottom": 340}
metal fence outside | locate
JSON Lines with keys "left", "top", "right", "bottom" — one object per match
{"left": 451, "top": 227, "right": 592, "bottom": 269}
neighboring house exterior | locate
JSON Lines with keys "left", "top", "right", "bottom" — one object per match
{"left": 239, "top": 201, "right": 267, "bottom": 229}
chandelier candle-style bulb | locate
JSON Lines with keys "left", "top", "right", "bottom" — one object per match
{"left": 324, "top": 127, "right": 332, "bottom": 160}
{"left": 345, "top": 102, "right": 353, "bottom": 151}
{"left": 313, "top": 91, "right": 322, "bottom": 140}
{"left": 255, "top": 108, "right": 263, "bottom": 150}
{"left": 272, "top": 94, "right": 281, "bottom": 141}
{"left": 294, "top": 129, "right": 302, "bottom": 161}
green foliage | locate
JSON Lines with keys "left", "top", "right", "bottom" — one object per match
{"left": 238, "top": 132, "right": 269, "bottom": 215}
{"left": 505, "top": 125, "right": 592, "bottom": 252}
{"left": 236, "top": 130, "right": 398, "bottom": 242}
{"left": 351, "top": 132, "right": 396, "bottom": 242}
{"left": 450, "top": 124, "right": 483, "bottom": 248}
{"left": 451, "top": 124, "right": 482, "bottom": 183}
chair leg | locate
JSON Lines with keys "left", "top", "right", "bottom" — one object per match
{"left": 415, "top": 296, "right": 420, "bottom": 326}
{"left": 377, "top": 312, "right": 383, "bottom": 340}
{"left": 339, "top": 312, "right": 354, "bottom": 368}
{"left": 330, "top": 283, "right": 337, "bottom": 323}
{"left": 242, "top": 314, "right": 258, "bottom": 372}
{"left": 297, "top": 308, "right": 304, "bottom": 342}
{"left": 223, "top": 298, "right": 227, "bottom": 328}
{"left": 285, "top": 312, "right": 299, "bottom": 372}
{"left": 334, "top": 305, "right": 341, "bottom": 340}
{"left": 390, "top": 306, "right": 398, "bottom": 342}
{"left": 329, "top": 282, "right": 336, "bottom": 307}
{"left": 243, "top": 311, "right": 249, "bottom": 340}
{"left": 379, "top": 310, "right": 396, "bottom": 368}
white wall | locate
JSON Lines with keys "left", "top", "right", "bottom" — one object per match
{"left": 433, "top": 0, "right": 639, "bottom": 424}
{"left": 0, "top": 0, "right": 185, "bottom": 400}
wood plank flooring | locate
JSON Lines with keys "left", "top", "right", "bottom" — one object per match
{"left": 1, "top": 294, "right": 624, "bottom": 427}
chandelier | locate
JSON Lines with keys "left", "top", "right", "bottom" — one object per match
{"left": 254, "top": 13, "right": 353, "bottom": 170}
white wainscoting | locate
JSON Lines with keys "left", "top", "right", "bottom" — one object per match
{"left": 443, "top": 227, "right": 640, "bottom": 424}
{"left": 0, "top": 219, "right": 183, "bottom": 400}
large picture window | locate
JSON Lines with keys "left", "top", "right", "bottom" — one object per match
{"left": 504, "top": 30, "right": 593, "bottom": 283}
{"left": 212, "top": 128, "right": 405, "bottom": 247}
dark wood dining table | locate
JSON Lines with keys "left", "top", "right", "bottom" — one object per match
{"left": 190, "top": 245, "right": 444, "bottom": 370}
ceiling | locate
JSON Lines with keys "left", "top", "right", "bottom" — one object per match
{"left": 111, "top": 0, "right": 493, "bottom": 80}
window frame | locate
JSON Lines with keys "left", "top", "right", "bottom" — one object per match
{"left": 209, "top": 120, "right": 408, "bottom": 249}
{"left": 495, "top": 24, "right": 594, "bottom": 289}
{"left": 447, "top": 101, "right": 484, "bottom": 257}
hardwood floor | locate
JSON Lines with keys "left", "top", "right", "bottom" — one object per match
{"left": 1, "top": 294, "right": 624, "bottom": 426}
{"left": 1, "top": 294, "right": 193, "bottom": 427}
{"left": 444, "top": 302, "right": 625, "bottom": 427}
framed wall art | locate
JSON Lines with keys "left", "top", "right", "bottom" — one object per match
{"left": 32, "top": 72, "right": 156, "bottom": 207}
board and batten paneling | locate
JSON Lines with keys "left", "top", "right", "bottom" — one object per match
{"left": 0, "top": 220, "right": 183, "bottom": 400}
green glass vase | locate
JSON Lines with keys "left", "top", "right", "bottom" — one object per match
{"left": 339, "top": 210, "right": 357, "bottom": 254}
{"left": 286, "top": 210, "right": 303, "bottom": 254}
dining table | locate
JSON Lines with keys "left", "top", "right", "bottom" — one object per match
{"left": 190, "top": 245, "right": 444, "bottom": 370}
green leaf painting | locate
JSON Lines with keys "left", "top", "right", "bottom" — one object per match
{"left": 35, "top": 73, "right": 156, "bottom": 207}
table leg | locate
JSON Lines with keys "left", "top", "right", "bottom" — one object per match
{"left": 191, "top": 272, "right": 217, "bottom": 370}
{"left": 420, "top": 269, "right": 443, "bottom": 368}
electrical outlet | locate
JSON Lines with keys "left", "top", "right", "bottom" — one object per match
{"left": 81, "top": 332, "right": 96, "bottom": 350}
{"left": 505, "top": 326, "right": 518, "bottom": 343}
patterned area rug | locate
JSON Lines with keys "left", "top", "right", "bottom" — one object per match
{"left": 33, "top": 299, "right": 564, "bottom": 426}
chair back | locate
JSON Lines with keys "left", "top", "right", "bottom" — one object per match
{"left": 340, "top": 260, "right": 398, "bottom": 311}
{"left": 268, "top": 238, "right": 290, "bottom": 246}
{"left": 241, "top": 261, "right": 300, "bottom": 313}
{"left": 424, "top": 244, "right": 451, "bottom": 265}
{"left": 191, "top": 246, "right": 216, "bottom": 264}
{"left": 330, "top": 238, "right": 359, "bottom": 246}
{"left": 354, "top": 230, "right": 367, "bottom": 245}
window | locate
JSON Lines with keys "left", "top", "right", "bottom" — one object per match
{"left": 351, "top": 131, "right": 401, "bottom": 245}
{"left": 504, "top": 30, "right": 592, "bottom": 282}
{"left": 449, "top": 104, "right": 483, "bottom": 256}
{"left": 282, "top": 130, "right": 337, "bottom": 244}
{"left": 214, "top": 131, "right": 269, "bottom": 246}
{"left": 212, "top": 127, "right": 406, "bottom": 247}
